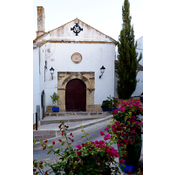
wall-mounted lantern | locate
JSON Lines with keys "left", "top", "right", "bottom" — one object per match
{"left": 44, "top": 61, "right": 47, "bottom": 69}
{"left": 50, "top": 67, "right": 54, "bottom": 80}
{"left": 99, "top": 65, "right": 106, "bottom": 79}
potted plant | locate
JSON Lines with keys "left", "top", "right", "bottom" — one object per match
{"left": 50, "top": 92, "right": 59, "bottom": 112}
{"left": 101, "top": 100, "right": 111, "bottom": 111}
{"left": 101, "top": 96, "right": 118, "bottom": 112}
{"left": 103, "top": 98, "right": 143, "bottom": 174}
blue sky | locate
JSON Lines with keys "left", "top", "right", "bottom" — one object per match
{"left": 33, "top": 0, "right": 143, "bottom": 41}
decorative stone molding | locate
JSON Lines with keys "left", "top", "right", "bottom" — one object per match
{"left": 57, "top": 72, "right": 95, "bottom": 111}
{"left": 71, "top": 52, "right": 82, "bottom": 64}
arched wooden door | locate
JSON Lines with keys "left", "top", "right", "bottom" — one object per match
{"left": 66, "top": 79, "right": 86, "bottom": 111}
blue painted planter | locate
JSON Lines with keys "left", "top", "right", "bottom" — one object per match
{"left": 119, "top": 159, "right": 136, "bottom": 173}
{"left": 119, "top": 145, "right": 141, "bottom": 173}
{"left": 102, "top": 108, "right": 109, "bottom": 111}
{"left": 52, "top": 107, "right": 59, "bottom": 112}
{"left": 109, "top": 108, "right": 118, "bottom": 113}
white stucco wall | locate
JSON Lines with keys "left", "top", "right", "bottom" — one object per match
{"left": 132, "top": 36, "right": 143, "bottom": 96}
{"left": 33, "top": 45, "right": 40, "bottom": 124}
{"left": 39, "top": 42, "right": 116, "bottom": 107}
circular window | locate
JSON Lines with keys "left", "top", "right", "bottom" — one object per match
{"left": 71, "top": 52, "right": 82, "bottom": 64}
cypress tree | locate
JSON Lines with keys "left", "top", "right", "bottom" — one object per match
{"left": 116, "top": 0, "right": 142, "bottom": 99}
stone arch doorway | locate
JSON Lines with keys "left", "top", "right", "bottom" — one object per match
{"left": 66, "top": 79, "right": 86, "bottom": 111}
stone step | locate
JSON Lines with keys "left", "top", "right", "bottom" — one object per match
{"left": 33, "top": 115, "right": 113, "bottom": 140}
{"left": 40, "top": 117, "right": 103, "bottom": 125}
{"left": 45, "top": 111, "right": 109, "bottom": 117}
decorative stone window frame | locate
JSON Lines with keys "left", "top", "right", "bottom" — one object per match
{"left": 57, "top": 72, "right": 95, "bottom": 111}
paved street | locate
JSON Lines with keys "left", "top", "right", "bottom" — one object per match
{"left": 33, "top": 119, "right": 115, "bottom": 161}
{"left": 33, "top": 118, "right": 141, "bottom": 175}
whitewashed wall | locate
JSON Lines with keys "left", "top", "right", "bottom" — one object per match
{"left": 132, "top": 36, "right": 143, "bottom": 97}
{"left": 33, "top": 45, "right": 40, "bottom": 124}
{"left": 39, "top": 42, "right": 116, "bottom": 107}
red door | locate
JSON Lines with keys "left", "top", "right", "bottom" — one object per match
{"left": 66, "top": 79, "right": 86, "bottom": 111}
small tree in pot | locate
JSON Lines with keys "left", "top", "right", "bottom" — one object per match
{"left": 50, "top": 92, "right": 59, "bottom": 112}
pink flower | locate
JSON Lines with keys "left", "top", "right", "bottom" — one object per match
{"left": 99, "top": 140, "right": 104, "bottom": 145}
{"left": 71, "top": 139, "right": 74, "bottom": 142}
{"left": 100, "top": 131, "right": 105, "bottom": 136}
{"left": 104, "top": 127, "right": 109, "bottom": 131}
{"left": 104, "top": 134, "right": 111, "bottom": 140}
{"left": 131, "top": 130, "right": 136, "bottom": 134}
{"left": 76, "top": 145, "right": 82, "bottom": 150}
{"left": 44, "top": 140, "right": 48, "bottom": 143}
{"left": 95, "top": 140, "right": 99, "bottom": 144}
{"left": 58, "top": 139, "right": 62, "bottom": 142}
{"left": 52, "top": 141, "right": 55, "bottom": 145}
{"left": 77, "top": 151, "right": 81, "bottom": 155}
{"left": 119, "top": 158, "right": 125, "bottom": 164}
{"left": 123, "top": 153, "right": 128, "bottom": 157}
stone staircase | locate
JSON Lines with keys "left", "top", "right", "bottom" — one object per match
{"left": 33, "top": 111, "right": 112, "bottom": 140}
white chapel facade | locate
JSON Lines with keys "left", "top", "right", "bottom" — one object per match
{"left": 33, "top": 6, "right": 117, "bottom": 115}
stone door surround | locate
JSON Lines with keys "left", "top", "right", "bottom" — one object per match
{"left": 57, "top": 72, "right": 95, "bottom": 111}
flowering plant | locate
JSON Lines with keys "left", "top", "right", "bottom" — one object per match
{"left": 101, "top": 99, "right": 143, "bottom": 169}
{"left": 33, "top": 121, "right": 124, "bottom": 175}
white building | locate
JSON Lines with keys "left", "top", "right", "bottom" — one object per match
{"left": 132, "top": 36, "right": 143, "bottom": 97}
{"left": 33, "top": 44, "right": 41, "bottom": 128}
{"left": 33, "top": 6, "right": 117, "bottom": 121}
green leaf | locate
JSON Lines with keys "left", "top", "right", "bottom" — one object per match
{"left": 126, "top": 128, "right": 130, "bottom": 132}
{"left": 55, "top": 173, "right": 61, "bottom": 175}
{"left": 94, "top": 168, "right": 100, "bottom": 172}
{"left": 47, "top": 150, "right": 52, "bottom": 154}
{"left": 61, "top": 141, "right": 66, "bottom": 145}
{"left": 81, "top": 129, "right": 84, "bottom": 132}
{"left": 107, "top": 124, "right": 111, "bottom": 128}
{"left": 120, "top": 136, "right": 124, "bottom": 140}
{"left": 81, "top": 136, "right": 85, "bottom": 138}
{"left": 86, "top": 133, "right": 89, "bottom": 135}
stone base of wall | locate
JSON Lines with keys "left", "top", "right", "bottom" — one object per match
{"left": 46, "top": 104, "right": 102, "bottom": 112}
{"left": 87, "top": 104, "right": 102, "bottom": 111}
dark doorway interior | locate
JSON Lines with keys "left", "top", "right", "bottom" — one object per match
{"left": 66, "top": 79, "right": 86, "bottom": 111}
